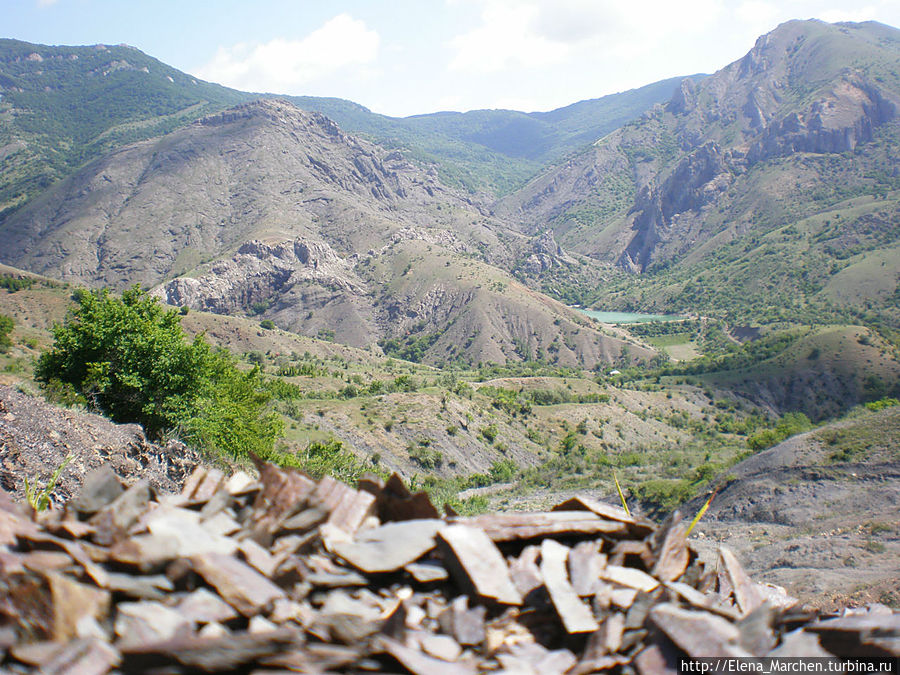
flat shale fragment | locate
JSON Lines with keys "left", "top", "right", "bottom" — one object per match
{"left": 437, "top": 524, "right": 522, "bottom": 605}
{"left": 191, "top": 552, "right": 286, "bottom": 617}
{"left": 540, "top": 539, "right": 600, "bottom": 634}
{"left": 332, "top": 519, "right": 444, "bottom": 573}
{"left": 457, "top": 511, "right": 627, "bottom": 542}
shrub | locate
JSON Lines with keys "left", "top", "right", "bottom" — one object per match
{"left": 865, "top": 397, "right": 899, "bottom": 412}
{"left": 747, "top": 412, "right": 812, "bottom": 451}
{"left": 480, "top": 424, "right": 499, "bottom": 443}
{"left": 409, "top": 444, "right": 443, "bottom": 470}
{"left": 298, "top": 439, "right": 368, "bottom": 482}
{"left": 489, "top": 459, "right": 517, "bottom": 483}
{"left": 0, "top": 275, "right": 35, "bottom": 292}
{"left": 0, "top": 314, "right": 13, "bottom": 353}
{"left": 36, "top": 287, "right": 282, "bottom": 460}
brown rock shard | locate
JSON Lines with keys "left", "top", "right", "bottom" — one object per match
{"left": 332, "top": 518, "right": 444, "bottom": 574}
{"left": 649, "top": 515, "right": 689, "bottom": 582}
{"left": 456, "top": 510, "right": 627, "bottom": 542}
{"left": 602, "top": 564, "right": 660, "bottom": 592}
{"left": 380, "top": 635, "right": 477, "bottom": 675}
{"left": 44, "top": 572, "right": 110, "bottom": 642}
{"left": 439, "top": 596, "right": 487, "bottom": 646}
{"left": 437, "top": 524, "right": 522, "bottom": 605}
{"left": 175, "top": 588, "right": 239, "bottom": 624}
{"left": 366, "top": 472, "right": 442, "bottom": 521}
{"left": 314, "top": 476, "right": 377, "bottom": 535}
{"left": 191, "top": 552, "right": 286, "bottom": 616}
{"left": 568, "top": 540, "right": 607, "bottom": 596}
{"left": 717, "top": 546, "right": 764, "bottom": 616}
{"left": 113, "top": 601, "right": 192, "bottom": 649}
{"left": 40, "top": 637, "right": 120, "bottom": 675}
{"left": 649, "top": 603, "right": 752, "bottom": 657}
{"left": 540, "top": 539, "right": 600, "bottom": 634}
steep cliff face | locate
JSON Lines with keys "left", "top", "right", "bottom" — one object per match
{"left": 619, "top": 142, "right": 734, "bottom": 271}
{"left": 501, "top": 20, "right": 900, "bottom": 275}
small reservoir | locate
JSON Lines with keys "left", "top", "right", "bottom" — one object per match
{"left": 578, "top": 309, "right": 683, "bottom": 324}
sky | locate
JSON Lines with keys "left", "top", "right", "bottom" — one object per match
{"left": 5, "top": 0, "right": 900, "bottom": 117}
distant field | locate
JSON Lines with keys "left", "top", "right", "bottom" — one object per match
{"left": 645, "top": 333, "right": 694, "bottom": 347}
{"left": 663, "top": 342, "right": 700, "bottom": 361}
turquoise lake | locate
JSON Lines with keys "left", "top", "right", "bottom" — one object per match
{"left": 577, "top": 309, "right": 683, "bottom": 324}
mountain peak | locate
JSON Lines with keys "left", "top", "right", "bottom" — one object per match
{"left": 196, "top": 98, "right": 346, "bottom": 140}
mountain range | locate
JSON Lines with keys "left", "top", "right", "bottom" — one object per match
{"left": 1, "top": 19, "right": 899, "bottom": 366}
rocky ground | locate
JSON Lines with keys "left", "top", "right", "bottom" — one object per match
{"left": 687, "top": 407, "right": 900, "bottom": 610}
{"left": 1, "top": 455, "right": 896, "bottom": 673}
{"left": 0, "top": 385, "right": 202, "bottom": 507}
{"left": 1, "top": 381, "right": 897, "bottom": 616}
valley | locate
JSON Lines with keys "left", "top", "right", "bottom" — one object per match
{"left": 0, "top": 17, "right": 898, "bottom": 610}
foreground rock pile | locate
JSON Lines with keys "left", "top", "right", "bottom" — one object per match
{"left": 0, "top": 460, "right": 897, "bottom": 674}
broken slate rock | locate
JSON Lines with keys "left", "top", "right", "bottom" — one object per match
{"left": 332, "top": 519, "right": 444, "bottom": 574}
{"left": 437, "top": 524, "right": 522, "bottom": 606}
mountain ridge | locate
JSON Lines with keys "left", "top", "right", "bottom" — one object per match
{"left": 0, "top": 98, "right": 649, "bottom": 367}
{"left": 497, "top": 19, "right": 900, "bottom": 327}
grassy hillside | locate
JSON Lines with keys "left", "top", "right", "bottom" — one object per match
{"left": 0, "top": 39, "right": 251, "bottom": 218}
{"left": 3, "top": 270, "right": 897, "bottom": 516}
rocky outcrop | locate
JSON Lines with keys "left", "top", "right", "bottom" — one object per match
{"left": 520, "top": 230, "right": 577, "bottom": 275}
{"left": 619, "top": 143, "right": 734, "bottom": 271}
{"left": 153, "top": 237, "right": 365, "bottom": 316}
{"left": 748, "top": 77, "right": 897, "bottom": 161}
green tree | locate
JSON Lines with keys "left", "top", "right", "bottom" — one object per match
{"left": 36, "top": 287, "right": 282, "bottom": 460}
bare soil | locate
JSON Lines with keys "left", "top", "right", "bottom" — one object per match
{"left": 686, "top": 407, "right": 900, "bottom": 610}
{"left": 0, "top": 385, "right": 202, "bottom": 507}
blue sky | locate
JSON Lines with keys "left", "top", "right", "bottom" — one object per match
{"left": 6, "top": 0, "right": 900, "bottom": 117}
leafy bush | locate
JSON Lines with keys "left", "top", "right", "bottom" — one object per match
{"left": 296, "top": 439, "right": 370, "bottom": 482}
{"left": 36, "top": 287, "right": 282, "bottom": 460}
{"left": 747, "top": 412, "right": 812, "bottom": 451}
{"left": 480, "top": 424, "right": 499, "bottom": 443}
{"left": 632, "top": 478, "right": 696, "bottom": 511}
{"left": 865, "top": 397, "right": 899, "bottom": 412}
{"left": 0, "top": 275, "right": 35, "bottom": 292}
{"left": 0, "top": 314, "right": 13, "bottom": 353}
{"left": 409, "top": 444, "right": 443, "bottom": 470}
{"left": 488, "top": 459, "right": 517, "bottom": 483}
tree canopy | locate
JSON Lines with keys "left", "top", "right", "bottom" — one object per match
{"left": 36, "top": 287, "right": 282, "bottom": 460}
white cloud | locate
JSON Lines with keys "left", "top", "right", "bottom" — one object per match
{"left": 37, "top": 0, "right": 58, "bottom": 6}
{"left": 818, "top": 6, "right": 878, "bottom": 22}
{"left": 195, "top": 14, "right": 379, "bottom": 94}
{"left": 448, "top": 0, "right": 724, "bottom": 76}
{"left": 448, "top": 2, "right": 569, "bottom": 73}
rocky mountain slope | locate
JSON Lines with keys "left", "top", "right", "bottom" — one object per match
{"left": 0, "top": 39, "right": 251, "bottom": 218}
{"left": 288, "top": 75, "right": 688, "bottom": 195}
{"left": 0, "top": 100, "right": 645, "bottom": 366}
{"left": 0, "top": 37, "right": 684, "bottom": 220}
{"left": 499, "top": 20, "right": 900, "bottom": 325}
